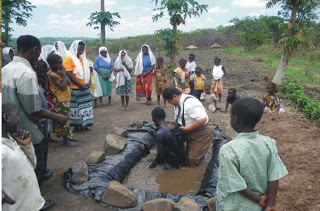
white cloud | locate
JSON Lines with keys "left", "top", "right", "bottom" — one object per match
{"left": 30, "top": 0, "right": 115, "bottom": 6}
{"left": 121, "top": 6, "right": 151, "bottom": 12}
{"left": 208, "top": 6, "right": 228, "bottom": 14}
{"left": 63, "top": 13, "right": 72, "bottom": 19}
{"left": 248, "top": 12, "right": 260, "bottom": 17}
{"left": 231, "top": 0, "right": 266, "bottom": 8}
{"left": 207, "top": 18, "right": 214, "bottom": 23}
{"left": 223, "top": 22, "right": 234, "bottom": 27}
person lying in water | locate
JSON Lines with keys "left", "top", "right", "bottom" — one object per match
{"left": 150, "top": 107, "right": 187, "bottom": 169}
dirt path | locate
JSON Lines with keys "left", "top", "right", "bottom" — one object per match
{"left": 42, "top": 49, "right": 320, "bottom": 211}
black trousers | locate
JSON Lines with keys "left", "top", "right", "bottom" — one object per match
{"left": 34, "top": 136, "right": 48, "bottom": 186}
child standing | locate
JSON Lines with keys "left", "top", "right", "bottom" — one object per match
{"left": 173, "top": 58, "right": 191, "bottom": 94}
{"left": 212, "top": 57, "right": 226, "bottom": 102}
{"left": 200, "top": 85, "right": 218, "bottom": 113}
{"left": 190, "top": 66, "right": 206, "bottom": 100}
{"left": 216, "top": 98, "right": 288, "bottom": 210}
{"left": 2, "top": 100, "right": 55, "bottom": 211}
{"left": 150, "top": 107, "right": 187, "bottom": 169}
{"left": 47, "top": 54, "right": 78, "bottom": 147}
{"left": 186, "top": 54, "right": 196, "bottom": 95}
{"left": 153, "top": 57, "right": 168, "bottom": 106}
{"left": 225, "top": 88, "right": 242, "bottom": 112}
{"left": 263, "top": 82, "right": 285, "bottom": 113}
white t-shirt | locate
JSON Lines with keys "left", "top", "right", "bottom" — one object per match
{"left": 2, "top": 137, "right": 45, "bottom": 211}
{"left": 212, "top": 65, "right": 224, "bottom": 80}
{"left": 186, "top": 61, "right": 196, "bottom": 73}
{"left": 174, "top": 94, "right": 209, "bottom": 127}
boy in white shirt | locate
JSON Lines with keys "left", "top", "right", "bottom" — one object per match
{"left": 186, "top": 53, "right": 196, "bottom": 95}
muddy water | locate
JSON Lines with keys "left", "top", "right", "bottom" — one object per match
{"left": 123, "top": 146, "right": 212, "bottom": 195}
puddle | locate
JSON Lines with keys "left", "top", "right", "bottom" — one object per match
{"left": 124, "top": 146, "right": 211, "bottom": 195}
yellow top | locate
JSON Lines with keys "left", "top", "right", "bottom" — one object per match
{"left": 191, "top": 74, "right": 206, "bottom": 90}
{"left": 48, "top": 71, "right": 71, "bottom": 102}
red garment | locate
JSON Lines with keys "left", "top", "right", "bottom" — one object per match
{"left": 141, "top": 72, "right": 153, "bottom": 98}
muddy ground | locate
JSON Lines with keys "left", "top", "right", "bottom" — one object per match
{"left": 42, "top": 49, "right": 320, "bottom": 211}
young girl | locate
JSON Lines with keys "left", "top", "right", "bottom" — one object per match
{"left": 47, "top": 54, "right": 78, "bottom": 147}
{"left": 173, "top": 58, "right": 191, "bottom": 94}
{"left": 216, "top": 98, "right": 288, "bottom": 210}
{"left": 200, "top": 85, "right": 218, "bottom": 113}
{"left": 153, "top": 57, "right": 168, "bottom": 106}
{"left": 263, "top": 82, "right": 285, "bottom": 113}
{"left": 211, "top": 57, "right": 226, "bottom": 102}
{"left": 190, "top": 66, "right": 206, "bottom": 100}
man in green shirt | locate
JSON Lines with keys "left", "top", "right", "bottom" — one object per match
{"left": 216, "top": 98, "right": 288, "bottom": 211}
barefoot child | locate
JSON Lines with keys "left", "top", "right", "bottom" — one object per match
{"left": 186, "top": 53, "right": 196, "bottom": 95}
{"left": 173, "top": 58, "right": 191, "bottom": 94}
{"left": 216, "top": 98, "right": 288, "bottom": 210}
{"left": 47, "top": 54, "right": 78, "bottom": 147}
{"left": 212, "top": 57, "right": 226, "bottom": 102}
{"left": 153, "top": 57, "right": 168, "bottom": 106}
{"left": 263, "top": 82, "right": 285, "bottom": 113}
{"left": 150, "top": 107, "right": 187, "bottom": 169}
{"left": 190, "top": 66, "right": 206, "bottom": 100}
{"left": 200, "top": 85, "right": 218, "bottom": 113}
{"left": 225, "top": 88, "right": 242, "bottom": 112}
{"left": 2, "top": 100, "right": 55, "bottom": 211}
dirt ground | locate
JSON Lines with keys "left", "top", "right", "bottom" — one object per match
{"left": 42, "top": 49, "right": 320, "bottom": 211}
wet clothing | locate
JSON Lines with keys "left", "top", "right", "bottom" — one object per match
{"left": 154, "top": 65, "right": 168, "bottom": 95}
{"left": 263, "top": 92, "right": 281, "bottom": 111}
{"left": 226, "top": 94, "right": 242, "bottom": 105}
{"left": 216, "top": 131, "right": 288, "bottom": 211}
{"left": 155, "top": 122, "right": 187, "bottom": 168}
{"left": 2, "top": 137, "right": 45, "bottom": 211}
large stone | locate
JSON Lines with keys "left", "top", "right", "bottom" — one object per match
{"left": 104, "top": 134, "right": 126, "bottom": 154}
{"left": 220, "top": 121, "right": 236, "bottom": 141}
{"left": 206, "top": 198, "right": 216, "bottom": 211}
{"left": 101, "top": 181, "right": 138, "bottom": 208}
{"left": 141, "top": 198, "right": 175, "bottom": 211}
{"left": 112, "top": 127, "right": 128, "bottom": 138}
{"left": 174, "top": 197, "right": 200, "bottom": 211}
{"left": 71, "top": 161, "right": 88, "bottom": 184}
{"left": 86, "top": 150, "right": 105, "bottom": 164}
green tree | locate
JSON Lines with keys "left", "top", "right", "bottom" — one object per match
{"left": 232, "top": 17, "right": 271, "bottom": 50}
{"left": 87, "top": 0, "right": 120, "bottom": 47}
{"left": 2, "top": 0, "right": 35, "bottom": 46}
{"left": 152, "top": 0, "right": 208, "bottom": 65}
{"left": 267, "top": 0, "right": 320, "bottom": 85}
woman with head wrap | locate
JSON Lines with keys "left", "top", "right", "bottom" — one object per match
{"left": 93, "top": 47, "right": 115, "bottom": 105}
{"left": 39, "top": 45, "right": 57, "bottom": 65}
{"left": 63, "top": 40, "right": 93, "bottom": 131}
{"left": 134, "top": 44, "right": 155, "bottom": 105}
{"left": 54, "top": 41, "right": 68, "bottom": 59}
{"left": 114, "top": 50, "right": 133, "bottom": 111}
{"left": 2, "top": 47, "right": 14, "bottom": 67}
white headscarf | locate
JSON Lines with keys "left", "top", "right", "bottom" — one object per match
{"left": 54, "top": 41, "right": 68, "bottom": 59}
{"left": 68, "top": 40, "right": 90, "bottom": 84}
{"left": 40, "top": 45, "right": 57, "bottom": 64}
{"left": 134, "top": 44, "right": 155, "bottom": 76}
{"left": 2, "top": 47, "right": 14, "bottom": 67}
{"left": 99, "top": 46, "right": 111, "bottom": 63}
{"left": 114, "top": 50, "right": 133, "bottom": 88}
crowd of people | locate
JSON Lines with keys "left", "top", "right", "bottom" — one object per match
{"left": 2, "top": 35, "right": 287, "bottom": 210}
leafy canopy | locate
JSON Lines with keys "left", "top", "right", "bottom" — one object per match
{"left": 87, "top": 11, "right": 121, "bottom": 31}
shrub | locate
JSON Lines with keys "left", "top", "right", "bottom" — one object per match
{"left": 281, "top": 82, "right": 320, "bottom": 121}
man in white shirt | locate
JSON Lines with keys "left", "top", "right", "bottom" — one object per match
{"left": 2, "top": 100, "right": 54, "bottom": 210}
{"left": 163, "top": 87, "right": 214, "bottom": 166}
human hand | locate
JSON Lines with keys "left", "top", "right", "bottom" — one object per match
{"left": 121, "top": 60, "right": 126, "bottom": 65}
{"left": 55, "top": 113, "right": 68, "bottom": 126}
{"left": 2, "top": 193, "right": 15, "bottom": 205}
{"left": 180, "top": 126, "right": 190, "bottom": 133}
{"left": 12, "top": 130, "right": 32, "bottom": 146}
{"left": 103, "top": 74, "right": 109, "bottom": 80}
{"left": 259, "top": 194, "right": 267, "bottom": 207}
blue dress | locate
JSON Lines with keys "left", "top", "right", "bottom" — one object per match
{"left": 93, "top": 57, "right": 114, "bottom": 97}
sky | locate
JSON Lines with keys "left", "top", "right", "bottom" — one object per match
{"left": 11, "top": 0, "right": 281, "bottom": 39}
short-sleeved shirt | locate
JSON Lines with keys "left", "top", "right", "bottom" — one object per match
{"left": 191, "top": 74, "right": 206, "bottom": 90}
{"left": 63, "top": 55, "right": 85, "bottom": 89}
{"left": 174, "top": 94, "right": 209, "bottom": 127}
{"left": 200, "top": 92, "right": 217, "bottom": 107}
{"left": 2, "top": 137, "right": 45, "bottom": 211}
{"left": 186, "top": 61, "right": 196, "bottom": 73}
{"left": 2, "top": 56, "right": 44, "bottom": 145}
{"left": 142, "top": 54, "right": 151, "bottom": 72}
{"left": 174, "top": 68, "right": 190, "bottom": 88}
{"left": 216, "top": 131, "right": 288, "bottom": 211}
{"left": 226, "top": 94, "right": 242, "bottom": 104}
{"left": 93, "top": 57, "right": 114, "bottom": 71}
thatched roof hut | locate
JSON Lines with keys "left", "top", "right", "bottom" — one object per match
{"left": 186, "top": 45, "right": 199, "bottom": 49}
{"left": 210, "top": 43, "right": 221, "bottom": 48}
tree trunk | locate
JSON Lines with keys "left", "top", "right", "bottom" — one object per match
{"left": 272, "top": 2, "right": 298, "bottom": 85}
{"left": 100, "top": 0, "right": 105, "bottom": 46}
{"left": 170, "top": 25, "right": 177, "bottom": 66}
